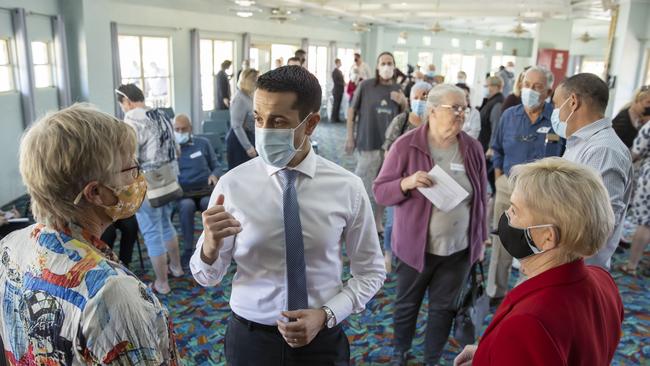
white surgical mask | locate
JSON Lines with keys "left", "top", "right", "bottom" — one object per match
{"left": 255, "top": 113, "right": 311, "bottom": 168}
{"left": 521, "top": 88, "right": 541, "bottom": 109}
{"left": 379, "top": 65, "right": 395, "bottom": 80}
{"left": 175, "top": 132, "right": 190, "bottom": 145}
{"left": 550, "top": 98, "right": 574, "bottom": 139}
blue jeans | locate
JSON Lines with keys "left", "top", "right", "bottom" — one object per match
{"left": 384, "top": 206, "right": 394, "bottom": 253}
{"left": 177, "top": 196, "right": 211, "bottom": 255}
{"left": 135, "top": 199, "right": 176, "bottom": 257}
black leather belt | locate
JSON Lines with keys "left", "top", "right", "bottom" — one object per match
{"left": 232, "top": 312, "right": 279, "bottom": 333}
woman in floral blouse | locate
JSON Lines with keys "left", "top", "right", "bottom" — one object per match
{"left": 0, "top": 104, "right": 178, "bottom": 365}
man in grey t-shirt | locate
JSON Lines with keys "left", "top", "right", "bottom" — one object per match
{"left": 345, "top": 52, "right": 407, "bottom": 235}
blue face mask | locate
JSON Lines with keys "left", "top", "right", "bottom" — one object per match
{"left": 550, "top": 98, "right": 573, "bottom": 139}
{"left": 175, "top": 132, "right": 190, "bottom": 145}
{"left": 521, "top": 88, "right": 541, "bottom": 109}
{"left": 410, "top": 99, "right": 427, "bottom": 120}
{"left": 255, "top": 113, "right": 311, "bottom": 168}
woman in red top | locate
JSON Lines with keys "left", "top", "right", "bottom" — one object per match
{"left": 454, "top": 157, "right": 624, "bottom": 366}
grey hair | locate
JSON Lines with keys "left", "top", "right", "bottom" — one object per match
{"left": 426, "top": 84, "right": 467, "bottom": 108}
{"left": 525, "top": 66, "right": 554, "bottom": 89}
{"left": 410, "top": 81, "right": 433, "bottom": 100}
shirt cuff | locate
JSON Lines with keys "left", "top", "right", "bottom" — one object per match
{"left": 189, "top": 246, "right": 227, "bottom": 286}
{"left": 323, "top": 292, "right": 354, "bottom": 326}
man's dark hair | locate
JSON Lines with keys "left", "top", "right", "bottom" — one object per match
{"left": 455, "top": 83, "right": 470, "bottom": 93}
{"left": 287, "top": 56, "right": 301, "bottom": 64}
{"left": 375, "top": 51, "right": 396, "bottom": 85}
{"left": 256, "top": 65, "right": 322, "bottom": 120}
{"left": 116, "top": 83, "right": 145, "bottom": 103}
{"left": 295, "top": 49, "right": 306, "bottom": 57}
{"left": 354, "top": 53, "right": 361, "bottom": 59}
{"left": 221, "top": 60, "right": 232, "bottom": 70}
{"left": 560, "top": 73, "right": 609, "bottom": 114}
{"left": 335, "top": 58, "right": 341, "bottom": 64}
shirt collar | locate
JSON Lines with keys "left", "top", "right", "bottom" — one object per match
{"left": 567, "top": 118, "right": 611, "bottom": 143}
{"left": 263, "top": 147, "right": 317, "bottom": 179}
{"left": 514, "top": 102, "right": 553, "bottom": 125}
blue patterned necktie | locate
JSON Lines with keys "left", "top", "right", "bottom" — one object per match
{"left": 278, "top": 169, "right": 308, "bottom": 311}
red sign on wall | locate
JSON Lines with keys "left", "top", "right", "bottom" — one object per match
{"left": 537, "top": 48, "right": 569, "bottom": 90}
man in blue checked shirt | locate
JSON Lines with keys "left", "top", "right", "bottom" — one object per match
{"left": 487, "top": 66, "right": 565, "bottom": 304}
{"left": 174, "top": 114, "right": 221, "bottom": 262}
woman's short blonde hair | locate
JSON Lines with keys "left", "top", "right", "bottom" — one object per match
{"left": 487, "top": 76, "right": 504, "bottom": 89}
{"left": 509, "top": 157, "right": 614, "bottom": 262}
{"left": 19, "top": 103, "right": 137, "bottom": 229}
{"left": 633, "top": 86, "right": 650, "bottom": 104}
{"left": 238, "top": 68, "right": 259, "bottom": 96}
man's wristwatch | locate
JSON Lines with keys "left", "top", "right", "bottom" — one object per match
{"left": 321, "top": 306, "right": 336, "bottom": 328}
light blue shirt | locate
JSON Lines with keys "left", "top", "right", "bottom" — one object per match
{"left": 563, "top": 118, "right": 633, "bottom": 269}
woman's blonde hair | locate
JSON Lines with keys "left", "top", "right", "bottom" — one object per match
{"left": 19, "top": 103, "right": 137, "bottom": 230}
{"left": 238, "top": 68, "right": 259, "bottom": 96}
{"left": 509, "top": 157, "right": 614, "bottom": 263}
{"left": 513, "top": 69, "right": 526, "bottom": 97}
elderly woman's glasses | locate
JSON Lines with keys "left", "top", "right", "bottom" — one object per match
{"left": 121, "top": 164, "right": 141, "bottom": 179}
{"left": 438, "top": 104, "right": 470, "bottom": 116}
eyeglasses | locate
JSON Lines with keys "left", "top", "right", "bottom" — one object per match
{"left": 120, "top": 163, "right": 141, "bottom": 179}
{"left": 438, "top": 104, "right": 470, "bottom": 116}
{"left": 641, "top": 85, "right": 650, "bottom": 92}
{"left": 518, "top": 133, "right": 538, "bottom": 142}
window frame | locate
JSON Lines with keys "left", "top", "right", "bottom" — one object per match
{"left": 307, "top": 44, "right": 329, "bottom": 92}
{"left": 0, "top": 37, "right": 15, "bottom": 93}
{"left": 199, "top": 38, "right": 236, "bottom": 111}
{"left": 118, "top": 34, "right": 173, "bottom": 108}
{"left": 31, "top": 40, "right": 54, "bottom": 89}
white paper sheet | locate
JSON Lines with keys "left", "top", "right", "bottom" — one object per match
{"left": 7, "top": 218, "right": 29, "bottom": 223}
{"left": 416, "top": 165, "right": 469, "bottom": 212}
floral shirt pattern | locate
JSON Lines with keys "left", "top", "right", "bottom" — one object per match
{"left": 0, "top": 224, "right": 178, "bottom": 365}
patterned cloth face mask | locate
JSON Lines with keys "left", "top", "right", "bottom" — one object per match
{"left": 74, "top": 174, "right": 147, "bottom": 222}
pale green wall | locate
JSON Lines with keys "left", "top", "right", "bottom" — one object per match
{"left": 0, "top": 0, "right": 363, "bottom": 204}
{"left": 0, "top": 1, "right": 60, "bottom": 204}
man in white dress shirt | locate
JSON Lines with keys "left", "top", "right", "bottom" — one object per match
{"left": 190, "top": 65, "right": 386, "bottom": 365}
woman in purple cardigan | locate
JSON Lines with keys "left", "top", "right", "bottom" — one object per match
{"left": 373, "top": 84, "right": 488, "bottom": 366}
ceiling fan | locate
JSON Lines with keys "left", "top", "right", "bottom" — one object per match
{"left": 510, "top": 22, "right": 528, "bottom": 36}
{"left": 350, "top": 0, "right": 370, "bottom": 32}
{"left": 352, "top": 21, "right": 371, "bottom": 32}
{"left": 269, "top": 8, "right": 296, "bottom": 23}
{"left": 429, "top": 21, "right": 445, "bottom": 34}
{"left": 578, "top": 32, "right": 596, "bottom": 43}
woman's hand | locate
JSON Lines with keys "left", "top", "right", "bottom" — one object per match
{"left": 246, "top": 147, "right": 258, "bottom": 158}
{"left": 400, "top": 171, "right": 435, "bottom": 193}
{"left": 454, "top": 344, "right": 478, "bottom": 366}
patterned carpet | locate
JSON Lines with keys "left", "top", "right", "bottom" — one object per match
{"left": 129, "top": 121, "right": 649, "bottom": 365}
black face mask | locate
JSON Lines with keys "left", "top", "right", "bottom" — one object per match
{"left": 644, "top": 106, "right": 650, "bottom": 116}
{"left": 497, "top": 212, "right": 551, "bottom": 259}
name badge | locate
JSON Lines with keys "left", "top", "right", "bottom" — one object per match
{"left": 546, "top": 133, "right": 560, "bottom": 142}
{"left": 536, "top": 127, "right": 550, "bottom": 134}
{"left": 190, "top": 151, "right": 203, "bottom": 159}
{"left": 450, "top": 163, "right": 465, "bottom": 172}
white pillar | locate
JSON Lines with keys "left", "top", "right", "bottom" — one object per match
{"left": 608, "top": 0, "right": 650, "bottom": 116}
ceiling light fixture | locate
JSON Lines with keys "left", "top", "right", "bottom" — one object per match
{"left": 235, "top": 0, "right": 255, "bottom": 6}
{"left": 237, "top": 11, "right": 254, "bottom": 17}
